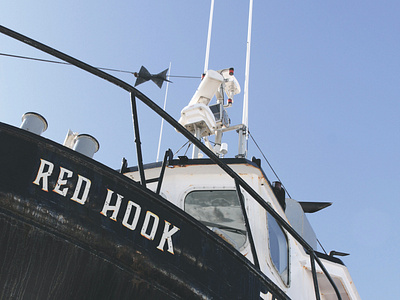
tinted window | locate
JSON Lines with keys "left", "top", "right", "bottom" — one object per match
{"left": 185, "top": 190, "right": 247, "bottom": 249}
{"left": 268, "top": 212, "right": 289, "bottom": 284}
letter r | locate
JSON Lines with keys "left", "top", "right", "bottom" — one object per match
{"left": 33, "top": 159, "right": 54, "bottom": 191}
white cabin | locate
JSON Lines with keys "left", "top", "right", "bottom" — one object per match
{"left": 124, "top": 159, "right": 360, "bottom": 300}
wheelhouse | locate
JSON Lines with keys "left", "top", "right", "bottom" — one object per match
{"left": 123, "top": 157, "right": 359, "bottom": 299}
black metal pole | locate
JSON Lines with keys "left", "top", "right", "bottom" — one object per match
{"left": 314, "top": 255, "right": 342, "bottom": 300}
{"left": 310, "top": 251, "right": 321, "bottom": 300}
{"left": 130, "top": 93, "right": 146, "bottom": 186}
{"left": 156, "top": 149, "right": 172, "bottom": 194}
{"left": 235, "top": 179, "right": 260, "bottom": 269}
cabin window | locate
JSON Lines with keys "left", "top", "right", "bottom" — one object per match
{"left": 267, "top": 212, "right": 289, "bottom": 284}
{"left": 184, "top": 190, "right": 247, "bottom": 249}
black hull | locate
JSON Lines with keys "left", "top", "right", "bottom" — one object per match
{"left": 0, "top": 122, "right": 289, "bottom": 299}
{"left": 0, "top": 214, "right": 174, "bottom": 299}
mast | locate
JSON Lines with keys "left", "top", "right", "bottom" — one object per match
{"left": 238, "top": 0, "right": 253, "bottom": 158}
{"left": 156, "top": 63, "right": 171, "bottom": 162}
{"left": 204, "top": 0, "right": 215, "bottom": 74}
{"left": 191, "top": 0, "right": 215, "bottom": 159}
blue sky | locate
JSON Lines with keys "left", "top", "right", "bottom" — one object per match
{"left": 1, "top": 1, "right": 399, "bottom": 298}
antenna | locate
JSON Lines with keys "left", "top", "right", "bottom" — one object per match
{"left": 156, "top": 63, "right": 172, "bottom": 162}
{"left": 204, "top": 0, "right": 215, "bottom": 73}
{"left": 238, "top": 0, "right": 253, "bottom": 158}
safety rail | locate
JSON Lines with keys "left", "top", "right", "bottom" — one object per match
{"left": 0, "top": 25, "right": 341, "bottom": 300}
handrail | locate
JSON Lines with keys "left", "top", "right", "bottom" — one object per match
{"left": 0, "top": 25, "right": 342, "bottom": 300}
{"left": 130, "top": 94, "right": 146, "bottom": 186}
{"left": 156, "top": 149, "right": 173, "bottom": 194}
{"left": 235, "top": 179, "right": 260, "bottom": 269}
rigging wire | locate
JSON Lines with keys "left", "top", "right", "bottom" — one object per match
{"left": 247, "top": 130, "right": 335, "bottom": 252}
{"left": 174, "top": 138, "right": 218, "bottom": 158}
{"left": 248, "top": 130, "right": 333, "bottom": 254}
{"left": 0, "top": 52, "right": 200, "bottom": 79}
{"left": 317, "top": 238, "right": 328, "bottom": 255}
{"left": 173, "top": 140, "right": 190, "bottom": 157}
{"left": 248, "top": 130, "right": 292, "bottom": 199}
{"left": 183, "top": 142, "right": 192, "bottom": 157}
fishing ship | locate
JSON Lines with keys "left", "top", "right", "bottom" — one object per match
{"left": 0, "top": 2, "right": 360, "bottom": 299}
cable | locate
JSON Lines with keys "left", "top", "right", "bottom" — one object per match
{"left": 0, "top": 52, "right": 200, "bottom": 79}
{"left": 169, "top": 75, "right": 200, "bottom": 79}
{"left": 183, "top": 142, "right": 192, "bottom": 157}
{"left": 317, "top": 238, "right": 328, "bottom": 255}
{"left": 0, "top": 52, "right": 71, "bottom": 66}
{"left": 249, "top": 130, "right": 333, "bottom": 254}
{"left": 248, "top": 130, "right": 292, "bottom": 199}
{"left": 173, "top": 140, "right": 190, "bottom": 157}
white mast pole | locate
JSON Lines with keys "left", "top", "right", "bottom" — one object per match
{"left": 204, "top": 0, "right": 215, "bottom": 73}
{"left": 238, "top": 0, "right": 253, "bottom": 157}
{"left": 191, "top": 0, "right": 214, "bottom": 159}
{"left": 156, "top": 62, "right": 172, "bottom": 162}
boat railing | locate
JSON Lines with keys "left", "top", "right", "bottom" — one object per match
{"left": 0, "top": 25, "right": 342, "bottom": 300}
